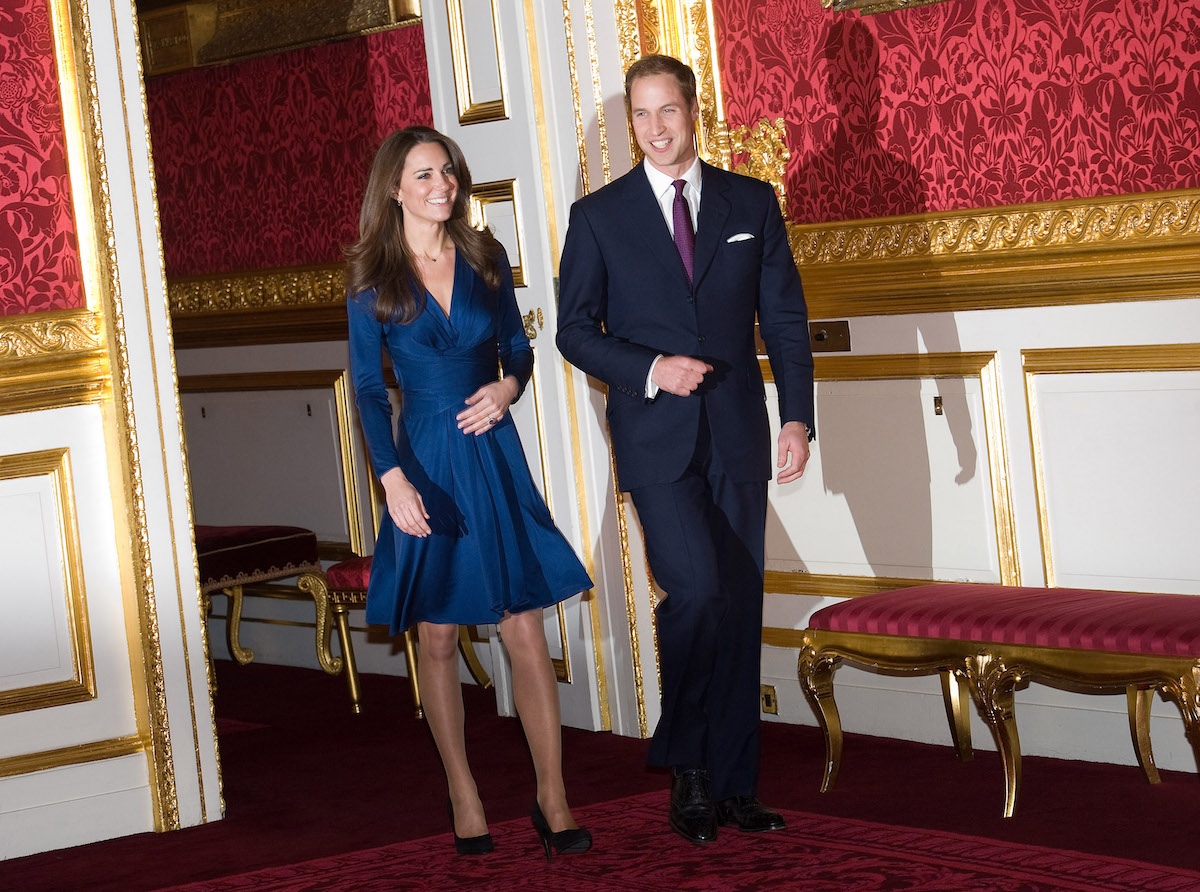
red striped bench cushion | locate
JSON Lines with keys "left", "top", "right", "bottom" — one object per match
{"left": 195, "top": 525, "right": 320, "bottom": 594}
{"left": 808, "top": 584, "right": 1200, "bottom": 657}
{"left": 326, "top": 556, "right": 373, "bottom": 592}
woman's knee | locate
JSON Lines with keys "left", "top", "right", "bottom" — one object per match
{"left": 498, "top": 610, "right": 546, "bottom": 653}
{"left": 417, "top": 622, "right": 459, "bottom": 661}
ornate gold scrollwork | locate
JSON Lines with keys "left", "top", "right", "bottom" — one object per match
{"left": 729, "top": 117, "right": 789, "bottom": 217}
{"left": 822, "top": 0, "right": 951, "bottom": 15}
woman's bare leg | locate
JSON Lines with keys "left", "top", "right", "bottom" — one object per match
{"left": 417, "top": 620, "right": 487, "bottom": 837}
{"left": 499, "top": 610, "right": 579, "bottom": 831}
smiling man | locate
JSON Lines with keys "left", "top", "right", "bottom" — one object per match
{"left": 557, "top": 55, "right": 816, "bottom": 845}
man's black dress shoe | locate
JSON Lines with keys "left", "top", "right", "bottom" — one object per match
{"left": 716, "top": 795, "right": 786, "bottom": 832}
{"left": 669, "top": 768, "right": 717, "bottom": 844}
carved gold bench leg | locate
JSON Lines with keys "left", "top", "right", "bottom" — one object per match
{"left": 1128, "top": 685, "right": 1161, "bottom": 784}
{"left": 799, "top": 646, "right": 843, "bottom": 792}
{"left": 941, "top": 669, "right": 973, "bottom": 762}
{"left": 331, "top": 602, "right": 363, "bottom": 714}
{"left": 457, "top": 626, "right": 492, "bottom": 690}
{"left": 299, "top": 572, "right": 342, "bottom": 675}
{"left": 968, "top": 653, "right": 1022, "bottom": 817}
{"left": 222, "top": 584, "right": 254, "bottom": 665}
{"left": 403, "top": 627, "right": 423, "bottom": 719}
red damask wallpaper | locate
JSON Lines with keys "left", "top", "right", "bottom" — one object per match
{"left": 714, "top": 0, "right": 1200, "bottom": 224}
{"left": 0, "top": 0, "right": 84, "bottom": 316}
{"left": 148, "top": 24, "right": 432, "bottom": 277}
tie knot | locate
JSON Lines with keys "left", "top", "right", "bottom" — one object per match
{"left": 672, "top": 179, "right": 687, "bottom": 196}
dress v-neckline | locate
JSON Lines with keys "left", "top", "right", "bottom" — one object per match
{"left": 425, "top": 252, "right": 458, "bottom": 326}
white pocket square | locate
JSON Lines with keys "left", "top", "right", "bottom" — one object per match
{"left": 726, "top": 233, "right": 755, "bottom": 243}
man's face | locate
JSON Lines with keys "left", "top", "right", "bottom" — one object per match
{"left": 628, "top": 72, "right": 699, "bottom": 178}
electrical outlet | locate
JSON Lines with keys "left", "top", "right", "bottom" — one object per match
{"left": 760, "top": 684, "right": 778, "bottom": 715}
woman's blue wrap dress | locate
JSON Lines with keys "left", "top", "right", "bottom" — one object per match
{"left": 348, "top": 250, "right": 592, "bottom": 634}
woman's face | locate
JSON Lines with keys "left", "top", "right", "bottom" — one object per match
{"left": 395, "top": 141, "right": 457, "bottom": 227}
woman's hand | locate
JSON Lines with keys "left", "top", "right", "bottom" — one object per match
{"left": 457, "top": 376, "right": 519, "bottom": 436}
{"left": 381, "top": 467, "right": 431, "bottom": 537}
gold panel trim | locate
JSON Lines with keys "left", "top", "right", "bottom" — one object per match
{"left": 0, "top": 448, "right": 96, "bottom": 716}
{"left": 764, "top": 571, "right": 930, "bottom": 600}
{"left": 1023, "top": 344, "right": 1200, "bottom": 588}
{"left": 53, "top": 0, "right": 180, "bottom": 829}
{"left": 470, "top": 179, "right": 526, "bottom": 287}
{"left": 762, "top": 352, "right": 1019, "bottom": 587}
{"left": 0, "top": 733, "right": 144, "bottom": 780}
{"left": 0, "top": 310, "right": 108, "bottom": 415}
{"left": 445, "top": 0, "right": 508, "bottom": 125}
{"left": 178, "top": 370, "right": 369, "bottom": 556}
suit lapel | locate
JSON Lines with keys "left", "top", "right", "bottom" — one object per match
{"left": 623, "top": 166, "right": 693, "bottom": 289}
{"left": 692, "top": 162, "right": 730, "bottom": 290}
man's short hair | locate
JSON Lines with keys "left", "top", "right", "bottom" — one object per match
{"left": 624, "top": 54, "right": 698, "bottom": 112}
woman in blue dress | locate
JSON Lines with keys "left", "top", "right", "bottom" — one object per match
{"left": 346, "top": 126, "right": 593, "bottom": 860}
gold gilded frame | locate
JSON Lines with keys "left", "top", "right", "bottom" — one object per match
{"left": 0, "top": 448, "right": 96, "bottom": 715}
{"left": 470, "top": 179, "right": 527, "bottom": 287}
{"left": 176, "top": 370, "right": 370, "bottom": 557}
{"left": 761, "top": 352, "right": 1020, "bottom": 599}
{"left": 446, "top": 0, "right": 508, "bottom": 124}
{"left": 1023, "top": 344, "right": 1200, "bottom": 588}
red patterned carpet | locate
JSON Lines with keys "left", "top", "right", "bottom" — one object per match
{"left": 159, "top": 791, "right": 1200, "bottom": 892}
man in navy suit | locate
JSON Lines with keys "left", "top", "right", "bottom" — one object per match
{"left": 557, "top": 55, "right": 815, "bottom": 844}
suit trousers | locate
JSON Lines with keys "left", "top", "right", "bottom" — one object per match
{"left": 629, "top": 411, "right": 768, "bottom": 801}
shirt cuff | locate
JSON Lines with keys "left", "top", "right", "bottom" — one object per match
{"left": 645, "top": 354, "right": 663, "bottom": 399}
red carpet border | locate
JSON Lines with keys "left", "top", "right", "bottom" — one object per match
{"left": 156, "top": 791, "right": 1200, "bottom": 891}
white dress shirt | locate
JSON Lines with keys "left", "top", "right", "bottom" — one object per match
{"left": 643, "top": 158, "right": 702, "bottom": 398}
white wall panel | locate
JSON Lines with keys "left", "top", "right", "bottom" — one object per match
{"left": 1032, "top": 369, "right": 1200, "bottom": 593}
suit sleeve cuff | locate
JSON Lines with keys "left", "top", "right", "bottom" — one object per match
{"left": 645, "top": 354, "right": 663, "bottom": 400}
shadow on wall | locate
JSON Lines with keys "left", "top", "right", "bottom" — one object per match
{"left": 798, "top": 20, "right": 976, "bottom": 581}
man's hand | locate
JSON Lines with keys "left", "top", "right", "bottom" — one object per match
{"left": 651, "top": 355, "right": 713, "bottom": 397}
{"left": 776, "top": 421, "right": 810, "bottom": 485}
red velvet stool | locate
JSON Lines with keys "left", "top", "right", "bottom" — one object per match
{"left": 195, "top": 524, "right": 334, "bottom": 672}
{"left": 324, "top": 555, "right": 493, "bottom": 716}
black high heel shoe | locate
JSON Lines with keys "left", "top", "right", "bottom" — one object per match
{"left": 531, "top": 803, "right": 592, "bottom": 863}
{"left": 449, "top": 799, "right": 494, "bottom": 855}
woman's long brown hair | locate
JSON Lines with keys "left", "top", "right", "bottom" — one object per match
{"left": 346, "top": 126, "right": 503, "bottom": 323}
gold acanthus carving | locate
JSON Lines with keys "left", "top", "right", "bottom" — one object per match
{"left": 169, "top": 264, "right": 346, "bottom": 314}
{"left": 0, "top": 311, "right": 102, "bottom": 359}
{"left": 823, "top": 0, "right": 952, "bottom": 15}
{"left": 729, "top": 117, "right": 789, "bottom": 217}
{"left": 792, "top": 190, "right": 1200, "bottom": 265}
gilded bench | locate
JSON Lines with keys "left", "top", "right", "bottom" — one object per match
{"left": 798, "top": 584, "right": 1200, "bottom": 817}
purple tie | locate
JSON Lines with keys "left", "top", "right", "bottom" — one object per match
{"left": 671, "top": 179, "right": 695, "bottom": 283}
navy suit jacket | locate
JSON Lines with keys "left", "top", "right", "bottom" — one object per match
{"left": 557, "top": 161, "right": 815, "bottom": 492}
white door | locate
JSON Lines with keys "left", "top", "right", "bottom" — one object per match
{"left": 421, "top": 1, "right": 604, "bottom": 730}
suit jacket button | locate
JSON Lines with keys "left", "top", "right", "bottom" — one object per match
{"left": 698, "top": 335, "right": 706, "bottom": 343}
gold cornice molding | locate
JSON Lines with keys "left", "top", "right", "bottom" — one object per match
{"left": 0, "top": 309, "right": 103, "bottom": 358}
{"left": 168, "top": 262, "right": 347, "bottom": 314}
{"left": 793, "top": 188, "right": 1200, "bottom": 318}
{"left": 168, "top": 263, "right": 349, "bottom": 348}
{"left": 0, "top": 310, "right": 108, "bottom": 414}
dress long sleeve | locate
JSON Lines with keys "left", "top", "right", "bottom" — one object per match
{"left": 347, "top": 290, "right": 402, "bottom": 480}
{"left": 494, "top": 253, "right": 534, "bottom": 399}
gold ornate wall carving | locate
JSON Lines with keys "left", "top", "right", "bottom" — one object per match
{"left": 0, "top": 311, "right": 108, "bottom": 415}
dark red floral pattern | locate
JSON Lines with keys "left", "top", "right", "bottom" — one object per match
{"left": 0, "top": 0, "right": 84, "bottom": 316}
{"left": 147, "top": 24, "right": 431, "bottom": 277}
{"left": 714, "top": 0, "right": 1200, "bottom": 224}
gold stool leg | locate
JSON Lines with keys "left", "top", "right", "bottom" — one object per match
{"left": 223, "top": 585, "right": 254, "bottom": 665}
{"left": 941, "top": 669, "right": 974, "bottom": 762}
{"left": 299, "top": 572, "right": 342, "bottom": 675}
{"left": 799, "top": 646, "right": 843, "bottom": 793}
{"left": 333, "top": 602, "right": 362, "bottom": 715}
{"left": 403, "top": 627, "right": 423, "bottom": 719}
{"left": 1128, "top": 685, "right": 1160, "bottom": 784}
{"left": 457, "top": 625, "right": 492, "bottom": 690}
